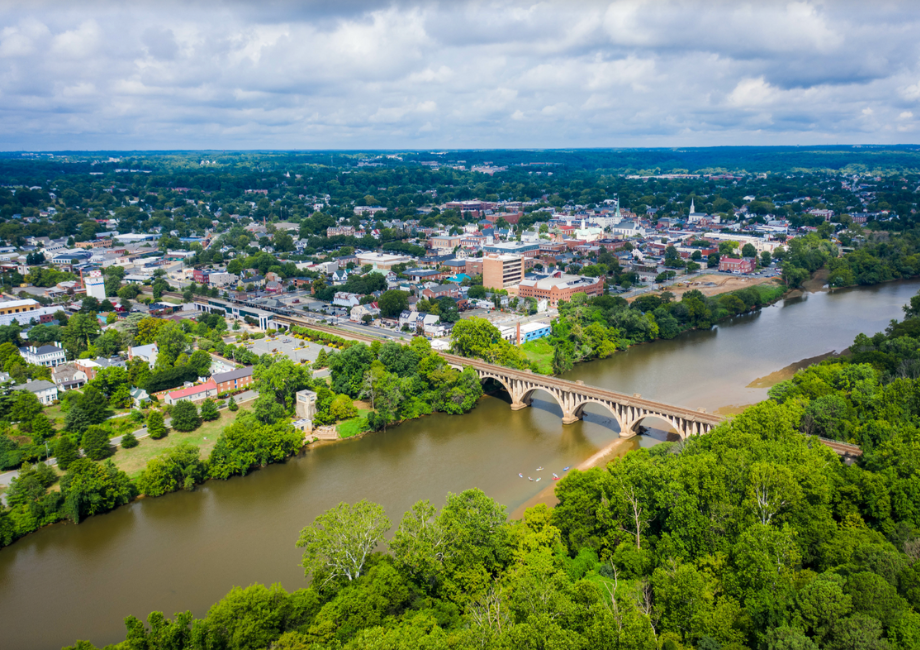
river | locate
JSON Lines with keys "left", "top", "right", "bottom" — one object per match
{"left": 2, "top": 279, "right": 919, "bottom": 650}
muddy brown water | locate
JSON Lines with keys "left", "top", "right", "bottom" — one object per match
{"left": 3, "top": 279, "right": 920, "bottom": 650}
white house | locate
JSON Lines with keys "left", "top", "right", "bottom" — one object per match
{"left": 19, "top": 342, "right": 66, "bottom": 367}
{"left": 422, "top": 314, "right": 448, "bottom": 337}
{"left": 350, "top": 303, "right": 380, "bottom": 322}
{"left": 333, "top": 292, "right": 361, "bottom": 308}
{"left": 207, "top": 272, "right": 238, "bottom": 287}
{"left": 129, "top": 343, "right": 158, "bottom": 368}
{"left": 609, "top": 220, "right": 646, "bottom": 239}
{"left": 14, "top": 380, "right": 58, "bottom": 405}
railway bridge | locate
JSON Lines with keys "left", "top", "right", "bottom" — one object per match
{"left": 440, "top": 353, "right": 722, "bottom": 438}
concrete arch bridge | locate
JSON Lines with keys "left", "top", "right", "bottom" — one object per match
{"left": 440, "top": 353, "right": 721, "bottom": 439}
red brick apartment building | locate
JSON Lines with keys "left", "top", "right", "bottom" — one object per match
{"left": 719, "top": 257, "right": 756, "bottom": 273}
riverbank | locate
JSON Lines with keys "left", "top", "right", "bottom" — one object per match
{"left": 635, "top": 273, "right": 784, "bottom": 301}
{"left": 522, "top": 278, "right": 789, "bottom": 374}
{"left": 7, "top": 277, "right": 920, "bottom": 650}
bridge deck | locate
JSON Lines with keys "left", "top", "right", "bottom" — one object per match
{"left": 439, "top": 353, "right": 723, "bottom": 426}
{"left": 255, "top": 313, "right": 857, "bottom": 456}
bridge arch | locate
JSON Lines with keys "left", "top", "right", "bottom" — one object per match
{"left": 570, "top": 399, "right": 627, "bottom": 432}
{"left": 518, "top": 385, "right": 567, "bottom": 415}
{"left": 478, "top": 372, "right": 514, "bottom": 401}
{"left": 622, "top": 413, "right": 687, "bottom": 439}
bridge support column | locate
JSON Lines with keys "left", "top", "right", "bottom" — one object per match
{"left": 561, "top": 413, "right": 581, "bottom": 425}
{"left": 510, "top": 400, "right": 530, "bottom": 411}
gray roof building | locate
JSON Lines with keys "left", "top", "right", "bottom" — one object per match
{"left": 212, "top": 367, "right": 254, "bottom": 384}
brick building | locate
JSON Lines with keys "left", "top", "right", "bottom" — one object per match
{"left": 421, "top": 284, "right": 461, "bottom": 300}
{"left": 482, "top": 254, "right": 524, "bottom": 290}
{"left": 464, "top": 258, "right": 484, "bottom": 276}
{"left": 719, "top": 257, "right": 756, "bottom": 273}
{"left": 517, "top": 272, "right": 604, "bottom": 307}
{"left": 212, "top": 367, "right": 254, "bottom": 393}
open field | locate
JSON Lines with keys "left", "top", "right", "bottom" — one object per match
{"left": 630, "top": 273, "right": 784, "bottom": 301}
{"left": 110, "top": 409, "right": 242, "bottom": 479}
{"left": 521, "top": 338, "right": 554, "bottom": 374}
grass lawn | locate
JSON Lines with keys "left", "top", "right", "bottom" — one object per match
{"left": 337, "top": 408, "right": 370, "bottom": 439}
{"left": 111, "top": 409, "right": 242, "bottom": 480}
{"left": 521, "top": 338, "right": 554, "bottom": 375}
{"left": 44, "top": 401, "right": 69, "bottom": 430}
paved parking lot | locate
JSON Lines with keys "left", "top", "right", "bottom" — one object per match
{"left": 244, "top": 336, "right": 328, "bottom": 364}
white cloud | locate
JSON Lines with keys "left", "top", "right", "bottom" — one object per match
{"left": 728, "top": 78, "right": 775, "bottom": 108}
{"left": 0, "top": 1, "right": 917, "bottom": 149}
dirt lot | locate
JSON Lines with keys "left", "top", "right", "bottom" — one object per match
{"left": 630, "top": 273, "right": 784, "bottom": 301}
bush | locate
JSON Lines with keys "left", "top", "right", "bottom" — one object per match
{"left": 228, "top": 396, "right": 239, "bottom": 412}
{"left": 171, "top": 401, "right": 201, "bottom": 432}
{"left": 121, "top": 431, "right": 139, "bottom": 449}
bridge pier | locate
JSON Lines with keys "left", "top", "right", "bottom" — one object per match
{"left": 561, "top": 413, "right": 581, "bottom": 425}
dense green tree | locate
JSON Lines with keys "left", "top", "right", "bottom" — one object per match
{"left": 64, "top": 386, "right": 110, "bottom": 434}
{"left": 377, "top": 290, "right": 409, "bottom": 318}
{"left": 10, "top": 390, "right": 42, "bottom": 424}
{"left": 55, "top": 436, "right": 79, "bottom": 471}
{"left": 170, "top": 401, "right": 200, "bottom": 432}
{"left": 147, "top": 410, "right": 167, "bottom": 439}
{"left": 200, "top": 398, "right": 219, "bottom": 421}
{"left": 188, "top": 349, "right": 212, "bottom": 376}
{"left": 329, "top": 344, "right": 375, "bottom": 398}
{"left": 155, "top": 322, "right": 188, "bottom": 369}
{"left": 60, "top": 458, "right": 136, "bottom": 523}
{"left": 81, "top": 426, "right": 114, "bottom": 461}
{"left": 29, "top": 413, "right": 54, "bottom": 443}
{"left": 137, "top": 443, "right": 206, "bottom": 496}
{"left": 207, "top": 414, "right": 303, "bottom": 479}
{"left": 297, "top": 500, "right": 391, "bottom": 586}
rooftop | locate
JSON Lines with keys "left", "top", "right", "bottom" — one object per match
{"left": 167, "top": 379, "right": 217, "bottom": 399}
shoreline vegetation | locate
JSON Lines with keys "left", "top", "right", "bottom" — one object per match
{"left": 63, "top": 290, "right": 920, "bottom": 650}
{"left": 0, "top": 269, "right": 900, "bottom": 551}
{"left": 5, "top": 232, "right": 920, "bottom": 550}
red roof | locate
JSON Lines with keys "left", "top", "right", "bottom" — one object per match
{"left": 167, "top": 379, "right": 216, "bottom": 399}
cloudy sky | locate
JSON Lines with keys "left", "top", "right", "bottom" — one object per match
{"left": 1, "top": 0, "right": 919, "bottom": 150}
